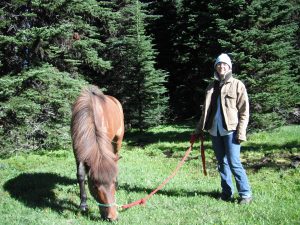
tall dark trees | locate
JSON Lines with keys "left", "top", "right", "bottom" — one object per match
{"left": 105, "top": 0, "right": 169, "bottom": 129}
{"left": 0, "top": 0, "right": 299, "bottom": 156}
{"left": 0, "top": 0, "right": 170, "bottom": 155}
{"left": 212, "top": 0, "right": 300, "bottom": 129}
{"left": 0, "top": 0, "right": 113, "bottom": 76}
{"left": 144, "top": 0, "right": 222, "bottom": 119}
{"left": 0, "top": 0, "right": 110, "bottom": 154}
{"left": 146, "top": 0, "right": 300, "bottom": 128}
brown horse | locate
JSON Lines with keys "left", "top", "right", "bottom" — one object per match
{"left": 71, "top": 85, "right": 124, "bottom": 221}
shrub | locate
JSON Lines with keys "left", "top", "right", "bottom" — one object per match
{"left": 0, "top": 64, "right": 86, "bottom": 157}
{"left": 250, "top": 112, "right": 285, "bottom": 131}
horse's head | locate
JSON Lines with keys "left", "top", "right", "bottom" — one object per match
{"left": 88, "top": 172, "right": 118, "bottom": 221}
{"left": 97, "top": 181, "right": 118, "bottom": 221}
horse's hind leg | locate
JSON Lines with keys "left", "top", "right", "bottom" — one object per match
{"left": 113, "top": 138, "right": 123, "bottom": 190}
{"left": 76, "top": 161, "right": 88, "bottom": 212}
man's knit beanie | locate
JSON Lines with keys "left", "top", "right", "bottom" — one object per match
{"left": 214, "top": 53, "right": 232, "bottom": 69}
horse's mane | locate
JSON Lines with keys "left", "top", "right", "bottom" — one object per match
{"left": 71, "top": 85, "right": 117, "bottom": 184}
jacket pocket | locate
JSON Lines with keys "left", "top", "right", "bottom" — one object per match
{"left": 224, "top": 91, "right": 238, "bottom": 125}
{"left": 225, "top": 91, "right": 237, "bottom": 109}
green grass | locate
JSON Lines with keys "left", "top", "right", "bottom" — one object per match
{"left": 0, "top": 125, "right": 299, "bottom": 224}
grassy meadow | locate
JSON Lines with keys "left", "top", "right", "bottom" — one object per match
{"left": 0, "top": 124, "right": 299, "bottom": 225}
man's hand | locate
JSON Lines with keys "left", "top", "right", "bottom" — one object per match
{"left": 190, "top": 134, "right": 198, "bottom": 144}
{"left": 236, "top": 138, "right": 244, "bottom": 144}
{"left": 190, "top": 132, "right": 204, "bottom": 144}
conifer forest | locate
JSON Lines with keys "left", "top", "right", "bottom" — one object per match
{"left": 0, "top": 0, "right": 299, "bottom": 155}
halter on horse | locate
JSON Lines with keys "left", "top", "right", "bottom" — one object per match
{"left": 71, "top": 85, "right": 124, "bottom": 221}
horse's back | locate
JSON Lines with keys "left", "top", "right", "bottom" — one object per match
{"left": 104, "top": 95, "right": 124, "bottom": 147}
{"left": 72, "top": 85, "right": 124, "bottom": 153}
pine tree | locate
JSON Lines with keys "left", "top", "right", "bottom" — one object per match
{"left": 0, "top": 0, "right": 112, "bottom": 77}
{"left": 139, "top": 0, "right": 249, "bottom": 121}
{"left": 0, "top": 64, "right": 86, "bottom": 156}
{"left": 212, "top": 0, "right": 300, "bottom": 129}
{"left": 148, "top": 0, "right": 222, "bottom": 119}
{"left": 105, "top": 0, "right": 169, "bottom": 129}
{"left": 0, "top": 0, "right": 115, "bottom": 155}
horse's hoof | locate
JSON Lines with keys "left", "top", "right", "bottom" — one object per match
{"left": 80, "top": 204, "right": 88, "bottom": 212}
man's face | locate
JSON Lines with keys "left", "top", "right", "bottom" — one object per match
{"left": 216, "top": 62, "right": 230, "bottom": 79}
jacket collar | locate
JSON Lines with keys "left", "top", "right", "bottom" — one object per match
{"left": 214, "top": 71, "right": 233, "bottom": 85}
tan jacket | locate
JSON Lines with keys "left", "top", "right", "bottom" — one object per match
{"left": 196, "top": 76, "right": 249, "bottom": 141}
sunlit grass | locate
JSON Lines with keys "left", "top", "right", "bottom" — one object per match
{"left": 0, "top": 125, "right": 299, "bottom": 224}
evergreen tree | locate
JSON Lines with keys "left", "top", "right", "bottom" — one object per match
{"left": 170, "top": 0, "right": 220, "bottom": 119}
{"left": 144, "top": 0, "right": 223, "bottom": 119}
{"left": 0, "top": 64, "right": 86, "bottom": 156}
{"left": 105, "top": 0, "right": 169, "bottom": 129}
{"left": 141, "top": 0, "right": 177, "bottom": 74}
{"left": 0, "top": 0, "right": 114, "bottom": 155}
{"left": 0, "top": 0, "right": 112, "bottom": 77}
{"left": 212, "top": 0, "right": 300, "bottom": 129}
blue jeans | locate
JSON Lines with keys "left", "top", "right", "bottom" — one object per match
{"left": 211, "top": 131, "right": 252, "bottom": 198}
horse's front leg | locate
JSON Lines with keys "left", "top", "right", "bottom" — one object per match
{"left": 76, "top": 161, "right": 88, "bottom": 212}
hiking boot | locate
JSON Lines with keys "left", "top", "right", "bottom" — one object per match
{"left": 239, "top": 197, "right": 253, "bottom": 204}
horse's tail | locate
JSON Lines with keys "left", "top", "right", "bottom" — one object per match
{"left": 71, "top": 85, "right": 117, "bottom": 181}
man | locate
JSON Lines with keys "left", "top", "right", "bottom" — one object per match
{"left": 192, "top": 53, "right": 252, "bottom": 204}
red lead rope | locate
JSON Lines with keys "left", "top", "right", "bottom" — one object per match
{"left": 120, "top": 137, "right": 206, "bottom": 210}
{"left": 200, "top": 136, "right": 207, "bottom": 176}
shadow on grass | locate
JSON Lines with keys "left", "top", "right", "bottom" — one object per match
{"left": 4, "top": 173, "right": 76, "bottom": 209}
{"left": 3, "top": 172, "right": 101, "bottom": 221}
{"left": 125, "top": 127, "right": 299, "bottom": 173}
{"left": 242, "top": 141, "right": 300, "bottom": 152}
{"left": 3, "top": 172, "right": 222, "bottom": 220}
{"left": 118, "top": 183, "right": 220, "bottom": 201}
{"left": 125, "top": 124, "right": 299, "bottom": 153}
{"left": 124, "top": 123, "right": 196, "bottom": 147}
{"left": 126, "top": 125, "right": 300, "bottom": 173}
